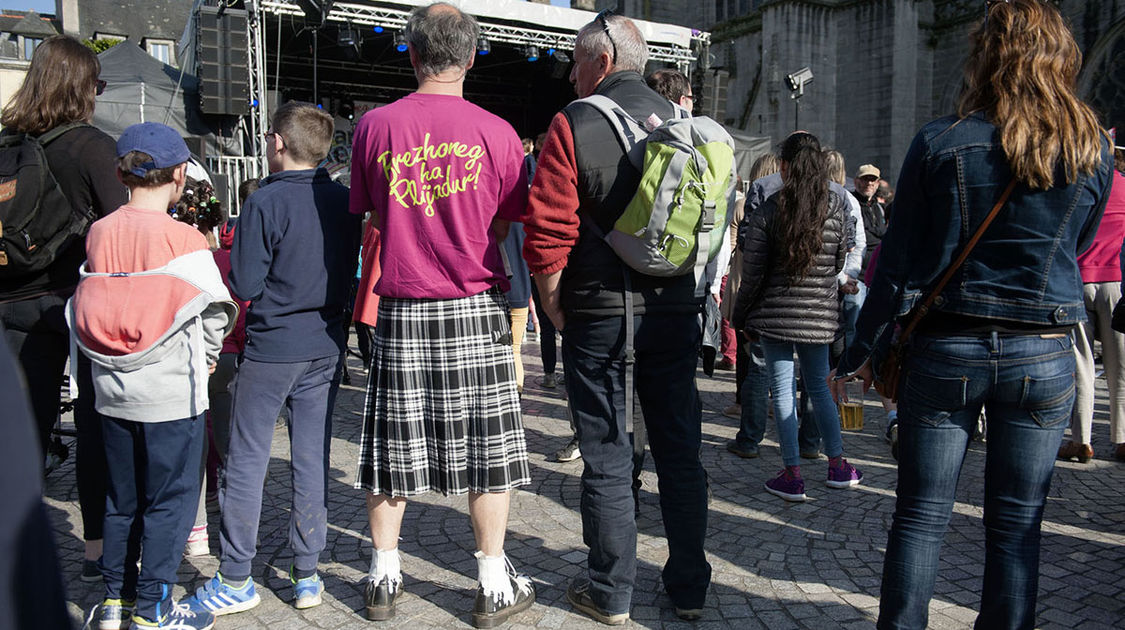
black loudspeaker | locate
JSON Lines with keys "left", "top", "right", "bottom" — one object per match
{"left": 697, "top": 69, "right": 729, "bottom": 122}
{"left": 197, "top": 6, "right": 250, "bottom": 116}
{"left": 183, "top": 135, "right": 206, "bottom": 161}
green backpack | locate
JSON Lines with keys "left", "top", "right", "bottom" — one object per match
{"left": 579, "top": 94, "right": 737, "bottom": 297}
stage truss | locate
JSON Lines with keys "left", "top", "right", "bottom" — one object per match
{"left": 241, "top": 0, "right": 708, "bottom": 174}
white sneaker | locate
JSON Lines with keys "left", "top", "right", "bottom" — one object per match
{"left": 185, "top": 526, "right": 209, "bottom": 557}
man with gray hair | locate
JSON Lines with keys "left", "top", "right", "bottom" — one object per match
{"left": 348, "top": 3, "right": 534, "bottom": 627}
{"left": 522, "top": 10, "right": 712, "bottom": 625}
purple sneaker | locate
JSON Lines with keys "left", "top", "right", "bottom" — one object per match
{"left": 826, "top": 459, "right": 863, "bottom": 488}
{"left": 764, "top": 468, "right": 806, "bottom": 502}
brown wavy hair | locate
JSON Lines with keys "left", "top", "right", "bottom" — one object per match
{"left": 957, "top": 0, "right": 1104, "bottom": 190}
{"left": 1, "top": 35, "right": 100, "bottom": 135}
{"left": 776, "top": 132, "right": 829, "bottom": 280}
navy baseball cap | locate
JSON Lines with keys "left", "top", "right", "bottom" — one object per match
{"left": 117, "top": 122, "right": 191, "bottom": 177}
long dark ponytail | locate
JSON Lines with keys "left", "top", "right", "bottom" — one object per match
{"left": 775, "top": 132, "right": 829, "bottom": 279}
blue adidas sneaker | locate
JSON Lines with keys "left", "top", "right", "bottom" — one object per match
{"left": 128, "top": 602, "right": 214, "bottom": 630}
{"left": 182, "top": 573, "right": 261, "bottom": 616}
{"left": 291, "top": 567, "right": 324, "bottom": 610}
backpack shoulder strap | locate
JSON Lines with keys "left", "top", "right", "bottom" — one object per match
{"left": 37, "top": 122, "right": 92, "bottom": 146}
{"left": 575, "top": 94, "right": 648, "bottom": 172}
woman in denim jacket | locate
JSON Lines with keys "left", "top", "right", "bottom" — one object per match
{"left": 830, "top": 1, "right": 1114, "bottom": 628}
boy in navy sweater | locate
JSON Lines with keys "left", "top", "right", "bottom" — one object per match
{"left": 184, "top": 102, "right": 360, "bottom": 616}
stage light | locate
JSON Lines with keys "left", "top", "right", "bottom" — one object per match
{"left": 477, "top": 37, "right": 490, "bottom": 55}
{"left": 372, "top": 25, "right": 384, "bottom": 33}
{"left": 337, "top": 26, "right": 356, "bottom": 46}
{"left": 552, "top": 49, "right": 569, "bottom": 63}
{"left": 394, "top": 31, "right": 407, "bottom": 52}
{"left": 251, "top": 98, "right": 259, "bottom": 107}
{"left": 526, "top": 46, "right": 539, "bottom": 62}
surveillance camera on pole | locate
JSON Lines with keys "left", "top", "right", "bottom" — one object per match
{"left": 785, "top": 66, "right": 813, "bottom": 129}
{"left": 786, "top": 66, "right": 813, "bottom": 99}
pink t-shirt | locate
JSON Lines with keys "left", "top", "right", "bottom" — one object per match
{"left": 1078, "top": 169, "right": 1124, "bottom": 284}
{"left": 349, "top": 93, "right": 528, "bottom": 299}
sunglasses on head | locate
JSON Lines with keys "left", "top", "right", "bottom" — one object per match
{"left": 596, "top": 9, "right": 618, "bottom": 65}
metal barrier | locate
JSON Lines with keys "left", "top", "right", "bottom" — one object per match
{"left": 206, "top": 156, "right": 265, "bottom": 216}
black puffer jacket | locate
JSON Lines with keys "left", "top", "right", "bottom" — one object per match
{"left": 732, "top": 190, "right": 847, "bottom": 344}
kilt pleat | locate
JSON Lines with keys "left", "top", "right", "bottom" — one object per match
{"left": 354, "top": 289, "right": 531, "bottom": 496}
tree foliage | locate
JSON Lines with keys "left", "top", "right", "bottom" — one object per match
{"left": 83, "top": 38, "right": 123, "bottom": 54}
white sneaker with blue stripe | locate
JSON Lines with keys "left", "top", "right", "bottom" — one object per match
{"left": 291, "top": 569, "right": 324, "bottom": 609}
{"left": 181, "top": 573, "right": 261, "bottom": 616}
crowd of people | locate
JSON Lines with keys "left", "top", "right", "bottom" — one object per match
{"left": 0, "top": 1, "right": 1121, "bottom": 630}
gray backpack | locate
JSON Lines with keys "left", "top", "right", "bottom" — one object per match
{"left": 578, "top": 94, "right": 737, "bottom": 297}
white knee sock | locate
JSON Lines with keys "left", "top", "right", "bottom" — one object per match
{"left": 369, "top": 547, "right": 402, "bottom": 588}
{"left": 475, "top": 551, "right": 514, "bottom": 603}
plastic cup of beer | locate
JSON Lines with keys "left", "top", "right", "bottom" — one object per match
{"left": 839, "top": 381, "right": 864, "bottom": 431}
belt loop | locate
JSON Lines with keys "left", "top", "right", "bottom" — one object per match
{"left": 989, "top": 330, "right": 1000, "bottom": 354}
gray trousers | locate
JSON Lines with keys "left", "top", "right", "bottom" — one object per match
{"left": 218, "top": 355, "right": 340, "bottom": 580}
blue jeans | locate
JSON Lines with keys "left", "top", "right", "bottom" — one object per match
{"left": 739, "top": 337, "right": 822, "bottom": 452}
{"left": 842, "top": 279, "right": 867, "bottom": 350}
{"left": 878, "top": 333, "right": 1075, "bottom": 630}
{"left": 735, "top": 339, "right": 768, "bottom": 447}
{"left": 219, "top": 355, "right": 340, "bottom": 581}
{"left": 760, "top": 339, "right": 844, "bottom": 467}
{"left": 562, "top": 313, "right": 711, "bottom": 614}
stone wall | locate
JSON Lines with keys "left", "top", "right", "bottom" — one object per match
{"left": 608, "top": 0, "right": 1125, "bottom": 182}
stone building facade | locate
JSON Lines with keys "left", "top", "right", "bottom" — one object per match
{"left": 599, "top": 0, "right": 1125, "bottom": 182}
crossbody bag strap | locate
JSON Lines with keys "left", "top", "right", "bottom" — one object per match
{"left": 898, "top": 179, "right": 1017, "bottom": 340}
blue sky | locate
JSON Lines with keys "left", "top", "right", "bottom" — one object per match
{"left": 8, "top": 1, "right": 56, "bottom": 15}
{"left": 9, "top": 0, "right": 573, "bottom": 15}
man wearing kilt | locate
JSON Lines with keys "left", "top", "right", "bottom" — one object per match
{"left": 521, "top": 11, "right": 713, "bottom": 626}
{"left": 347, "top": 3, "right": 535, "bottom": 628}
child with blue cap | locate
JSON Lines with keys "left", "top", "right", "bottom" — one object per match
{"left": 70, "top": 122, "right": 237, "bottom": 630}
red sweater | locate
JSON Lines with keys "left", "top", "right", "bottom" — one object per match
{"left": 1078, "top": 169, "right": 1124, "bottom": 284}
{"left": 521, "top": 112, "right": 581, "bottom": 275}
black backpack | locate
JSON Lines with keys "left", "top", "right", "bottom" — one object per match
{"left": 0, "top": 122, "right": 97, "bottom": 277}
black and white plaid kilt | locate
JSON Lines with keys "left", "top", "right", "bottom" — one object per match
{"left": 354, "top": 289, "right": 531, "bottom": 497}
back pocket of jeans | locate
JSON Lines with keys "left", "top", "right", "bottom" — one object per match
{"left": 1023, "top": 373, "right": 1075, "bottom": 428}
{"left": 903, "top": 370, "right": 969, "bottom": 426}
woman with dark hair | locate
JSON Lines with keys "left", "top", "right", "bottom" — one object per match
{"left": 831, "top": 1, "right": 1113, "bottom": 627}
{"left": 732, "top": 132, "right": 861, "bottom": 502}
{"left": 0, "top": 34, "right": 127, "bottom": 580}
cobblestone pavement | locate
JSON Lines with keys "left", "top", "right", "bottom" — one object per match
{"left": 48, "top": 339, "right": 1125, "bottom": 629}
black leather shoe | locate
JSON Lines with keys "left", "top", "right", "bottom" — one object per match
{"left": 566, "top": 579, "right": 628, "bottom": 626}
{"left": 471, "top": 574, "right": 535, "bottom": 629}
{"left": 364, "top": 576, "right": 400, "bottom": 621}
{"left": 675, "top": 606, "right": 703, "bottom": 620}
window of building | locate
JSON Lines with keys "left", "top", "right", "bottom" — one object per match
{"left": 146, "top": 40, "right": 173, "bottom": 65}
{"left": 23, "top": 36, "right": 41, "bottom": 60}
{"left": 0, "top": 33, "right": 18, "bottom": 59}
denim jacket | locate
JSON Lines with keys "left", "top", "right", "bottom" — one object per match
{"left": 838, "top": 112, "right": 1114, "bottom": 376}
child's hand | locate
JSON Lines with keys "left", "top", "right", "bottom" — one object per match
{"left": 208, "top": 362, "right": 217, "bottom": 375}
